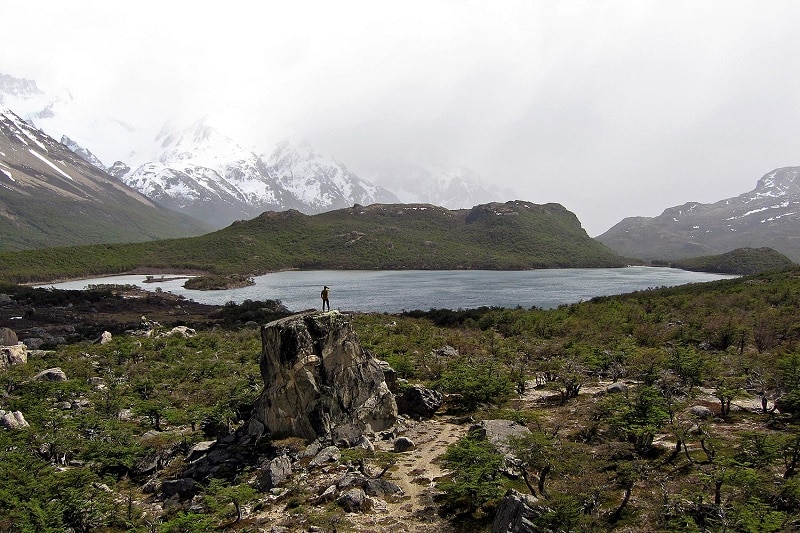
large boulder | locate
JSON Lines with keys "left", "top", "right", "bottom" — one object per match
{"left": 396, "top": 385, "right": 443, "bottom": 419}
{"left": 251, "top": 311, "right": 396, "bottom": 442}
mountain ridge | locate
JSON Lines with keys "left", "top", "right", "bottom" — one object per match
{"left": 597, "top": 167, "right": 800, "bottom": 262}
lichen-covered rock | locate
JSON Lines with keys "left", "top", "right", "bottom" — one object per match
{"left": 251, "top": 311, "right": 396, "bottom": 442}
{"left": 0, "top": 410, "right": 29, "bottom": 430}
{"left": 0, "top": 344, "right": 27, "bottom": 369}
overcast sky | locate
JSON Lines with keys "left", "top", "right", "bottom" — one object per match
{"left": 3, "top": 1, "right": 799, "bottom": 235}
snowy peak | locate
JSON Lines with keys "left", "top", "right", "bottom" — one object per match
{"left": 120, "top": 129, "right": 397, "bottom": 228}
{"left": 155, "top": 119, "right": 250, "bottom": 165}
{"left": 750, "top": 167, "right": 800, "bottom": 199}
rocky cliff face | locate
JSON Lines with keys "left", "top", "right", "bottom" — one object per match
{"left": 250, "top": 311, "right": 397, "bottom": 442}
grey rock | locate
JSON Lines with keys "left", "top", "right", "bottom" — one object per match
{"left": 251, "top": 311, "right": 397, "bottom": 442}
{"left": 473, "top": 419, "right": 532, "bottom": 456}
{"left": 161, "top": 326, "right": 196, "bottom": 338}
{"left": 33, "top": 367, "right": 68, "bottom": 382}
{"left": 186, "top": 440, "right": 216, "bottom": 462}
{"left": 376, "top": 359, "right": 397, "bottom": 392}
{"left": 265, "top": 455, "right": 292, "bottom": 488}
{"left": 396, "top": 385, "right": 443, "bottom": 419}
{"left": 23, "top": 338, "right": 44, "bottom": 350}
{"left": 96, "top": 331, "right": 113, "bottom": 344}
{"left": 337, "top": 488, "right": 371, "bottom": 512}
{"left": 310, "top": 445, "right": 341, "bottom": 468}
{"left": 0, "top": 327, "right": 17, "bottom": 346}
{"left": 87, "top": 377, "right": 106, "bottom": 389}
{"left": 433, "top": 345, "right": 459, "bottom": 358}
{"left": 393, "top": 436, "right": 416, "bottom": 452}
{"left": 690, "top": 405, "right": 714, "bottom": 419}
{"left": 364, "top": 478, "right": 404, "bottom": 498}
{"left": 316, "top": 484, "right": 337, "bottom": 504}
{"left": 161, "top": 478, "right": 197, "bottom": 499}
{"left": 492, "top": 489, "right": 543, "bottom": 533}
{"left": 606, "top": 382, "right": 628, "bottom": 394}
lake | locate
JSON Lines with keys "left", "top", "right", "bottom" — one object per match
{"left": 39, "top": 268, "right": 736, "bottom": 313}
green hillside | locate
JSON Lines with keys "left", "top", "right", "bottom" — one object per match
{"left": 0, "top": 201, "right": 625, "bottom": 283}
{"left": 667, "top": 247, "right": 795, "bottom": 275}
{"left": 0, "top": 188, "right": 209, "bottom": 252}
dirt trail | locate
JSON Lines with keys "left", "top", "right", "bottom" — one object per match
{"left": 349, "top": 416, "right": 469, "bottom": 532}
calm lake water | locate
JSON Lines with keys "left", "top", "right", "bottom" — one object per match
{"left": 39, "top": 268, "right": 735, "bottom": 313}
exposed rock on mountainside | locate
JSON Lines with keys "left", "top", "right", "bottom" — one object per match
{"left": 598, "top": 167, "right": 800, "bottom": 262}
{"left": 250, "top": 311, "right": 397, "bottom": 441}
{"left": 120, "top": 126, "right": 398, "bottom": 228}
{"left": 60, "top": 135, "right": 107, "bottom": 171}
{"left": 0, "top": 106, "right": 209, "bottom": 251}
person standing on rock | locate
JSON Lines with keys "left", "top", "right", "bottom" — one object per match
{"left": 321, "top": 286, "right": 330, "bottom": 311}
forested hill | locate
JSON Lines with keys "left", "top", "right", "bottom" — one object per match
{"left": 0, "top": 201, "right": 625, "bottom": 283}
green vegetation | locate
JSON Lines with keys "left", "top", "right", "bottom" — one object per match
{"left": 0, "top": 201, "right": 625, "bottom": 283}
{"left": 665, "top": 247, "right": 795, "bottom": 275}
{"left": 183, "top": 273, "right": 255, "bottom": 290}
{"left": 0, "top": 182, "right": 210, "bottom": 253}
{"left": 2, "top": 266, "right": 800, "bottom": 530}
{"left": 353, "top": 266, "right": 800, "bottom": 530}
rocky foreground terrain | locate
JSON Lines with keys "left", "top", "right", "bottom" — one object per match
{"left": 2, "top": 278, "right": 799, "bottom": 532}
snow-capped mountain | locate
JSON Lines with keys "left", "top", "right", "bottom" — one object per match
{"left": 1, "top": 72, "right": 508, "bottom": 227}
{"left": 0, "top": 105, "right": 208, "bottom": 250}
{"left": 121, "top": 125, "right": 398, "bottom": 228}
{"left": 266, "top": 138, "right": 398, "bottom": 211}
{"left": 370, "top": 165, "right": 516, "bottom": 210}
{"left": 597, "top": 167, "right": 800, "bottom": 262}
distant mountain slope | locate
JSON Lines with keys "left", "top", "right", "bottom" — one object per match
{"left": 0, "top": 106, "right": 210, "bottom": 251}
{"left": 120, "top": 127, "right": 399, "bottom": 228}
{"left": 597, "top": 167, "right": 800, "bottom": 262}
{"left": 0, "top": 200, "right": 625, "bottom": 283}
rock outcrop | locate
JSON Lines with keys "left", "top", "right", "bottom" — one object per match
{"left": 492, "top": 489, "right": 544, "bottom": 533}
{"left": 179, "top": 311, "right": 397, "bottom": 493}
{"left": 250, "top": 311, "right": 397, "bottom": 442}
